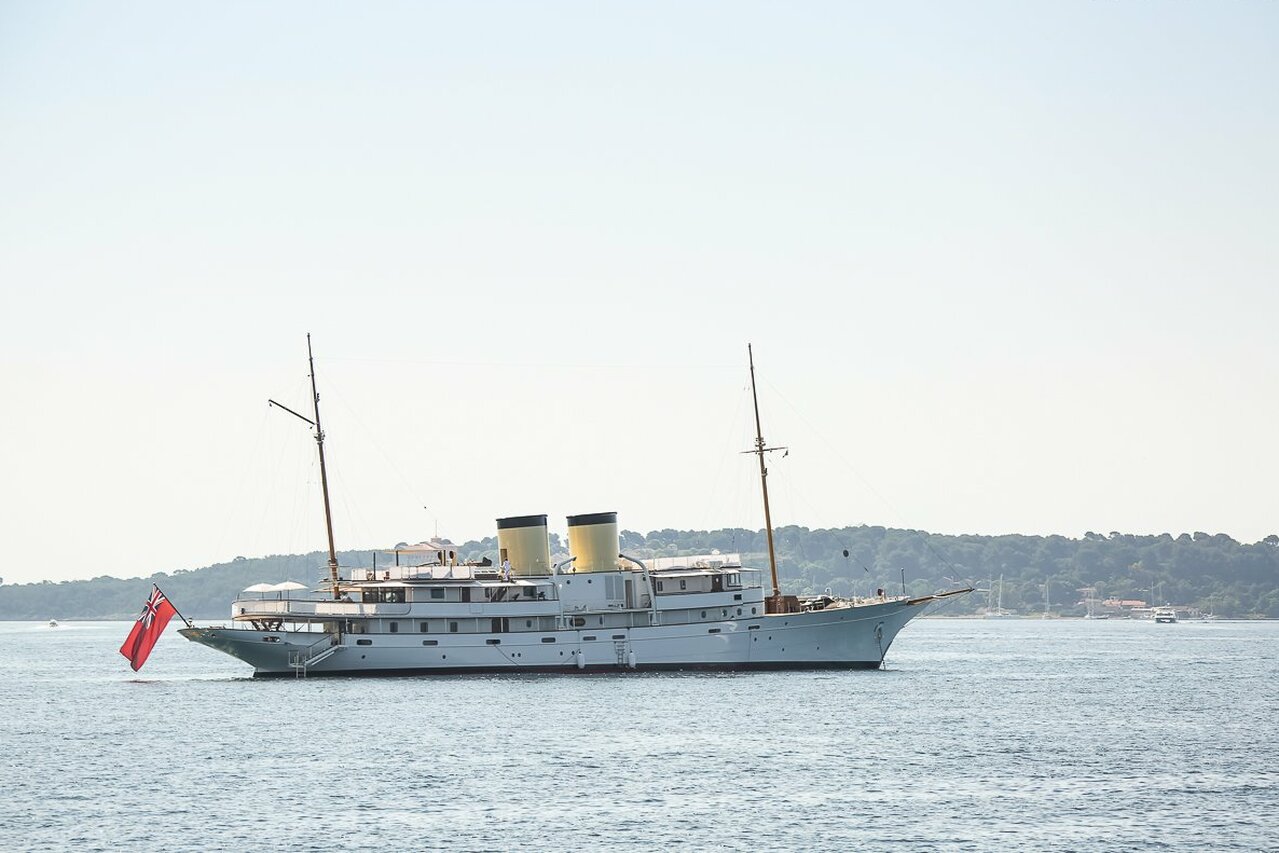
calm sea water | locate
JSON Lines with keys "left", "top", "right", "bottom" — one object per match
{"left": 2, "top": 618, "right": 1276, "bottom": 852}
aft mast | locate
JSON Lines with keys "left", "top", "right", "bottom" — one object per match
{"left": 746, "top": 344, "right": 787, "bottom": 612}
{"left": 268, "top": 334, "right": 342, "bottom": 600}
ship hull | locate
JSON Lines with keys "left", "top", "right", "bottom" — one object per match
{"left": 180, "top": 597, "right": 927, "bottom": 677}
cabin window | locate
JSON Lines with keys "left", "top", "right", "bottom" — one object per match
{"left": 389, "top": 622, "right": 399, "bottom": 633}
{"left": 737, "top": 608, "right": 742, "bottom": 616}
{"left": 583, "top": 635, "right": 597, "bottom": 641}
{"left": 700, "top": 611, "right": 706, "bottom": 619}
{"left": 656, "top": 581, "right": 664, "bottom": 592}
{"left": 752, "top": 607, "right": 757, "bottom": 615}
{"left": 679, "top": 579, "right": 687, "bottom": 590}
{"left": 570, "top": 617, "right": 586, "bottom": 628}
{"left": 356, "top": 639, "right": 372, "bottom": 646}
{"left": 491, "top": 618, "right": 504, "bottom": 634}
{"left": 419, "top": 621, "right": 429, "bottom": 633}
{"left": 461, "top": 588, "right": 471, "bottom": 603}
{"left": 541, "top": 637, "right": 556, "bottom": 643}
{"left": 733, "top": 594, "right": 742, "bottom": 601}
{"left": 449, "top": 621, "right": 459, "bottom": 633}
{"left": 362, "top": 590, "right": 378, "bottom": 603}
{"left": 525, "top": 619, "right": 533, "bottom": 628}
{"left": 612, "top": 634, "right": 625, "bottom": 640}
{"left": 721, "top": 610, "right": 727, "bottom": 617}
{"left": 486, "top": 639, "right": 501, "bottom": 645}
{"left": 708, "top": 628, "right": 721, "bottom": 634}
{"left": 430, "top": 588, "right": 445, "bottom": 600}
{"left": 422, "top": 640, "right": 438, "bottom": 646}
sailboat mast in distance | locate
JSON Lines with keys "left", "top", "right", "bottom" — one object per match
{"left": 747, "top": 344, "right": 782, "bottom": 605}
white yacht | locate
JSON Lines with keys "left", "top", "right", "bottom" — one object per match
{"left": 1153, "top": 607, "right": 1178, "bottom": 624}
{"left": 181, "top": 339, "right": 970, "bottom": 677}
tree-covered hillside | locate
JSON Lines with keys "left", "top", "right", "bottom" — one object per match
{"left": 2, "top": 527, "right": 1276, "bottom": 619}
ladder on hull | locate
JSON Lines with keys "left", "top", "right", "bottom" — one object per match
{"left": 289, "top": 637, "right": 342, "bottom": 677}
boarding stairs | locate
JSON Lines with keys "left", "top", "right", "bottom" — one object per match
{"left": 289, "top": 634, "right": 343, "bottom": 677}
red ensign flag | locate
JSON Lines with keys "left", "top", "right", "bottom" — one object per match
{"left": 119, "top": 585, "right": 178, "bottom": 671}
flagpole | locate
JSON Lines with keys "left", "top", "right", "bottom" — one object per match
{"left": 157, "top": 584, "right": 193, "bottom": 628}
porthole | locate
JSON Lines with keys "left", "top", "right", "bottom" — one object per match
{"left": 751, "top": 607, "right": 757, "bottom": 615}
{"left": 700, "top": 611, "right": 706, "bottom": 618}
{"left": 737, "top": 608, "right": 742, "bottom": 616}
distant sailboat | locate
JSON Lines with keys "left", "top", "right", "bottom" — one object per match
{"left": 1081, "top": 586, "right": 1109, "bottom": 619}
{"left": 985, "top": 575, "right": 1011, "bottom": 618}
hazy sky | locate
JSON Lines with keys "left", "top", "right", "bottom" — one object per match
{"left": 2, "top": 2, "right": 1276, "bottom": 585}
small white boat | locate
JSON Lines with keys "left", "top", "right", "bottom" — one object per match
{"left": 48, "top": 619, "right": 59, "bottom": 628}
{"left": 1153, "top": 607, "right": 1178, "bottom": 624}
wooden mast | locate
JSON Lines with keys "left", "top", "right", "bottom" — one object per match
{"left": 306, "top": 334, "right": 342, "bottom": 600}
{"left": 747, "top": 344, "right": 784, "bottom": 609}
{"left": 268, "top": 335, "right": 341, "bottom": 600}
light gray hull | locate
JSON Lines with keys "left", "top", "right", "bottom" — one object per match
{"left": 181, "top": 598, "right": 925, "bottom": 676}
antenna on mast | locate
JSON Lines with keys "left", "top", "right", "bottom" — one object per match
{"left": 744, "top": 344, "right": 787, "bottom": 612}
{"left": 268, "top": 333, "right": 341, "bottom": 600}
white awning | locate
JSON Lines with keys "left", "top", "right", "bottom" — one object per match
{"left": 242, "top": 583, "right": 275, "bottom": 593}
{"left": 270, "top": 581, "right": 308, "bottom": 592}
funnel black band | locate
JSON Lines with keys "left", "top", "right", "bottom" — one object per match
{"left": 566, "top": 511, "right": 618, "bottom": 527}
{"left": 497, "top": 514, "right": 548, "bottom": 530}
